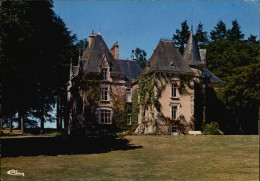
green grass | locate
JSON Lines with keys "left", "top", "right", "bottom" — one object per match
{"left": 1, "top": 135, "right": 259, "bottom": 180}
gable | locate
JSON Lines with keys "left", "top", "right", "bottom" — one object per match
{"left": 81, "top": 35, "right": 122, "bottom": 74}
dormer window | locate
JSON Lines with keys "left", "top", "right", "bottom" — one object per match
{"left": 126, "top": 88, "right": 132, "bottom": 102}
{"left": 170, "top": 61, "right": 175, "bottom": 67}
{"left": 102, "top": 68, "right": 107, "bottom": 80}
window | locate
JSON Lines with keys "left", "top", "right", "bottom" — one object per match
{"left": 102, "top": 68, "right": 107, "bottom": 80}
{"left": 171, "top": 105, "right": 178, "bottom": 119}
{"left": 145, "top": 106, "right": 149, "bottom": 118}
{"left": 127, "top": 114, "right": 131, "bottom": 125}
{"left": 171, "top": 83, "right": 178, "bottom": 98}
{"left": 126, "top": 88, "right": 132, "bottom": 102}
{"left": 172, "top": 126, "right": 177, "bottom": 133}
{"left": 100, "top": 110, "right": 112, "bottom": 124}
{"left": 171, "top": 126, "right": 179, "bottom": 135}
{"left": 101, "top": 87, "right": 108, "bottom": 101}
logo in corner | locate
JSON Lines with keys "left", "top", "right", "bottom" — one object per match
{"left": 7, "top": 169, "right": 24, "bottom": 176}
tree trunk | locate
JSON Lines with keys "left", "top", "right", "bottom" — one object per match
{"left": 258, "top": 106, "right": 260, "bottom": 135}
{"left": 19, "top": 111, "right": 24, "bottom": 134}
{"left": 56, "top": 97, "right": 61, "bottom": 131}
{"left": 10, "top": 117, "right": 13, "bottom": 133}
{"left": 0, "top": 82, "right": 2, "bottom": 134}
{"left": 40, "top": 107, "right": 45, "bottom": 135}
{"left": 0, "top": 117, "right": 2, "bottom": 134}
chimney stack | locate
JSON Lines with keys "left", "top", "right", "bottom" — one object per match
{"left": 88, "top": 30, "right": 95, "bottom": 48}
{"left": 110, "top": 41, "right": 119, "bottom": 59}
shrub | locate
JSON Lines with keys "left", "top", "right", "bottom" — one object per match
{"left": 202, "top": 122, "right": 220, "bottom": 135}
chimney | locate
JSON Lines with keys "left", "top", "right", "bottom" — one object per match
{"left": 88, "top": 30, "right": 95, "bottom": 48}
{"left": 110, "top": 41, "right": 119, "bottom": 59}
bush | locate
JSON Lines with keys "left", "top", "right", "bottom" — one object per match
{"left": 202, "top": 122, "right": 220, "bottom": 135}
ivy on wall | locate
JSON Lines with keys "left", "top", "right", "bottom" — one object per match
{"left": 69, "top": 72, "right": 102, "bottom": 134}
{"left": 132, "top": 70, "right": 194, "bottom": 134}
{"left": 131, "top": 89, "right": 139, "bottom": 132}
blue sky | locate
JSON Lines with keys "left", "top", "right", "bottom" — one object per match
{"left": 53, "top": 0, "right": 259, "bottom": 60}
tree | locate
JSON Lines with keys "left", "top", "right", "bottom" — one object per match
{"left": 210, "top": 20, "right": 227, "bottom": 41}
{"left": 247, "top": 34, "right": 258, "bottom": 44}
{"left": 206, "top": 40, "right": 260, "bottom": 134}
{"left": 0, "top": 1, "right": 77, "bottom": 134}
{"left": 172, "top": 20, "right": 190, "bottom": 54}
{"left": 77, "top": 38, "right": 88, "bottom": 54}
{"left": 194, "top": 22, "right": 209, "bottom": 48}
{"left": 131, "top": 48, "right": 147, "bottom": 69}
{"left": 227, "top": 20, "right": 244, "bottom": 41}
{"left": 0, "top": 1, "right": 35, "bottom": 132}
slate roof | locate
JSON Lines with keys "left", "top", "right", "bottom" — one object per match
{"left": 203, "top": 68, "right": 225, "bottom": 84}
{"left": 81, "top": 35, "right": 122, "bottom": 74}
{"left": 146, "top": 40, "right": 193, "bottom": 73}
{"left": 115, "top": 59, "right": 143, "bottom": 82}
{"left": 183, "top": 31, "right": 204, "bottom": 66}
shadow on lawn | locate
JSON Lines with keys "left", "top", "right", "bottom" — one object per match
{"left": 1, "top": 136, "right": 143, "bottom": 157}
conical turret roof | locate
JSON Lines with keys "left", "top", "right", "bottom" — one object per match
{"left": 183, "top": 31, "right": 204, "bottom": 65}
{"left": 145, "top": 39, "right": 193, "bottom": 73}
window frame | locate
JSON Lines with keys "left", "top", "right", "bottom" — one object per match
{"left": 126, "top": 88, "right": 132, "bottom": 103}
{"left": 99, "top": 109, "right": 112, "bottom": 124}
{"left": 102, "top": 68, "right": 107, "bottom": 80}
{"left": 101, "top": 87, "right": 109, "bottom": 101}
{"left": 127, "top": 114, "right": 132, "bottom": 125}
{"left": 171, "top": 105, "right": 178, "bottom": 120}
{"left": 172, "top": 126, "right": 177, "bottom": 133}
{"left": 171, "top": 83, "right": 178, "bottom": 98}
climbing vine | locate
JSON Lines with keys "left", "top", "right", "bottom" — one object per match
{"left": 69, "top": 72, "right": 102, "bottom": 134}
{"left": 134, "top": 70, "right": 194, "bottom": 134}
{"left": 177, "top": 74, "right": 194, "bottom": 95}
{"left": 131, "top": 89, "right": 139, "bottom": 132}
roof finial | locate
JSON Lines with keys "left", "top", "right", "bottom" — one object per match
{"left": 191, "top": 25, "right": 193, "bottom": 33}
{"left": 98, "top": 28, "right": 101, "bottom": 35}
{"left": 91, "top": 30, "right": 94, "bottom": 36}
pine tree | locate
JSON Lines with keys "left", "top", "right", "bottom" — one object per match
{"left": 227, "top": 20, "right": 244, "bottom": 41}
{"left": 131, "top": 48, "right": 147, "bottom": 69}
{"left": 172, "top": 20, "right": 190, "bottom": 54}
{"left": 210, "top": 20, "right": 227, "bottom": 41}
{"left": 247, "top": 34, "right": 258, "bottom": 44}
{"left": 195, "top": 23, "right": 209, "bottom": 48}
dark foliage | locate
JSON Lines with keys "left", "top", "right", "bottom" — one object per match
{"left": 0, "top": 1, "right": 77, "bottom": 133}
{"left": 172, "top": 20, "right": 190, "bottom": 54}
{"left": 131, "top": 48, "right": 147, "bottom": 69}
{"left": 210, "top": 20, "right": 227, "bottom": 41}
{"left": 227, "top": 20, "right": 244, "bottom": 41}
{"left": 194, "top": 22, "right": 209, "bottom": 48}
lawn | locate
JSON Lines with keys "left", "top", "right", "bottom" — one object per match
{"left": 1, "top": 135, "right": 259, "bottom": 180}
